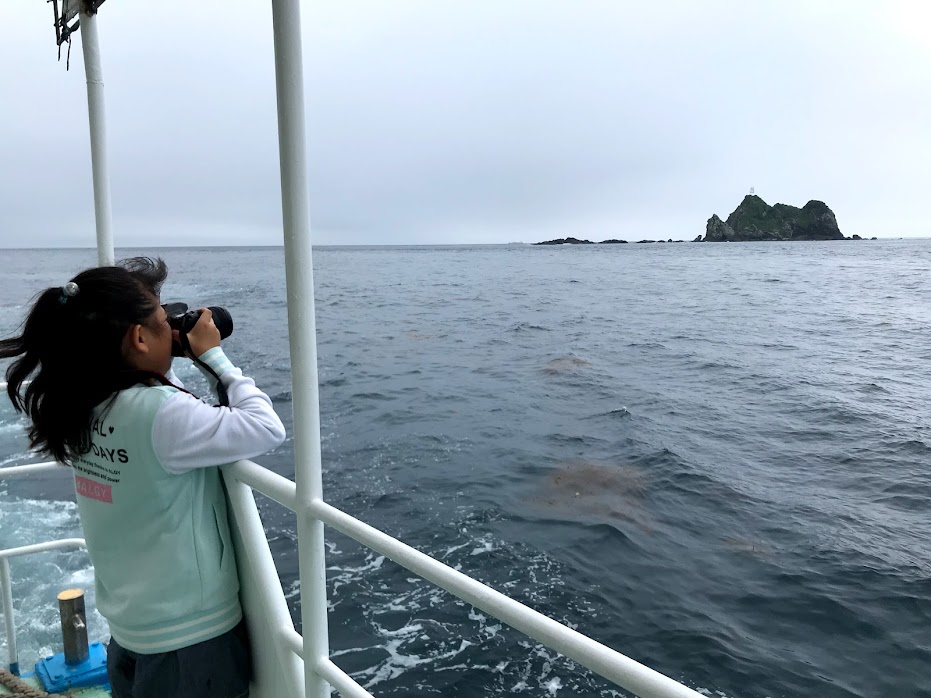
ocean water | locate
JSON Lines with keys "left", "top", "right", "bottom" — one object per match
{"left": 1, "top": 241, "right": 930, "bottom": 697}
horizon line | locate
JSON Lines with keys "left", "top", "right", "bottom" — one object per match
{"left": 1, "top": 236, "right": 926, "bottom": 251}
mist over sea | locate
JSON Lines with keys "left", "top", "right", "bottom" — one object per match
{"left": 2, "top": 240, "right": 930, "bottom": 697}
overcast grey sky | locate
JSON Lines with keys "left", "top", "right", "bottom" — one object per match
{"left": 2, "top": 1, "right": 929, "bottom": 246}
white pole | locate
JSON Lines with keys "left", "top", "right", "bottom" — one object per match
{"left": 270, "top": 2, "right": 329, "bottom": 697}
{"left": 222, "top": 475, "right": 306, "bottom": 697}
{"left": 79, "top": 9, "right": 115, "bottom": 266}
{"left": 1, "top": 559, "right": 18, "bottom": 675}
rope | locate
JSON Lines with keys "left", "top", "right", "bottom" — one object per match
{"left": 0, "top": 668, "right": 72, "bottom": 698}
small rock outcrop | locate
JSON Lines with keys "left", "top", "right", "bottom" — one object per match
{"left": 699, "top": 195, "right": 843, "bottom": 242}
{"left": 535, "top": 237, "right": 594, "bottom": 245}
{"left": 704, "top": 214, "right": 737, "bottom": 242}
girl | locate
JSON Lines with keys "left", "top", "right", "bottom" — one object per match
{"left": 0, "top": 257, "right": 286, "bottom": 698}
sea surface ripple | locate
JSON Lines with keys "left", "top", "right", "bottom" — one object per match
{"left": 1, "top": 240, "right": 930, "bottom": 697}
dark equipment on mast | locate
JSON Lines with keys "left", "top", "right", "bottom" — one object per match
{"left": 48, "top": 0, "right": 107, "bottom": 68}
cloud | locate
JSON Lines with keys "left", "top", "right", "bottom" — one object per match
{"left": 1, "top": 0, "right": 928, "bottom": 247}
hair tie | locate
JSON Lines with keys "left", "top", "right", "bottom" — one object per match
{"left": 59, "top": 281, "right": 80, "bottom": 304}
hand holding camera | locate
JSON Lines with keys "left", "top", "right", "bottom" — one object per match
{"left": 183, "top": 309, "right": 221, "bottom": 358}
{"left": 164, "top": 303, "right": 234, "bottom": 358}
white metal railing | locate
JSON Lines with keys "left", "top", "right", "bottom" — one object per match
{"left": 0, "top": 459, "right": 702, "bottom": 697}
{"left": 1, "top": 0, "right": 705, "bottom": 695}
{"left": 223, "top": 459, "right": 703, "bottom": 698}
{"left": 0, "top": 461, "right": 87, "bottom": 676}
{"left": 0, "top": 531, "right": 87, "bottom": 676}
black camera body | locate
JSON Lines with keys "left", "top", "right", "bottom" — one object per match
{"left": 164, "top": 303, "right": 234, "bottom": 357}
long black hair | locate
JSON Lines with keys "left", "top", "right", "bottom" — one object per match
{"left": 0, "top": 257, "right": 168, "bottom": 464}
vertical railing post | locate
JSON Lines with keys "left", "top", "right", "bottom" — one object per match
{"left": 270, "top": 1, "right": 329, "bottom": 697}
{"left": 79, "top": 5, "right": 115, "bottom": 266}
{"left": 0, "top": 559, "right": 19, "bottom": 675}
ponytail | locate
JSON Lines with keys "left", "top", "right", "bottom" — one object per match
{"left": 0, "top": 257, "right": 168, "bottom": 464}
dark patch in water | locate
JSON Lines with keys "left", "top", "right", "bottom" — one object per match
{"left": 542, "top": 356, "right": 591, "bottom": 374}
{"left": 510, "top": 323, "right": 550, "bottom": 332}
{"left": 525, "top": 462, "right": 654, "bottom": 534}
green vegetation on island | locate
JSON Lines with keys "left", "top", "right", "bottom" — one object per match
{"left": 698, "top": 195, "right": 845, "bottom": 242}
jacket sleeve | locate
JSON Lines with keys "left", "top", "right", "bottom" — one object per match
{"left": 165, "top": 363, "right": 184, "bottom": 390}
{"left": 151, "top": 347, "right": 287, "bottom": 474}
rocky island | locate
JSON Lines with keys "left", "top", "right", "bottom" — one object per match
{"left": 698, "top": 195, "right": 843, "bottom": 242}
{"left": 534, "top": 238, "right": 683, "bottom": 245}
{"left": 534, "top": 237, "right": 595, "bottom": 245}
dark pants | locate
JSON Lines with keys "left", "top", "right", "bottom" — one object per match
{"left": 107, "top": 619, "right": 252, "bottom": 698}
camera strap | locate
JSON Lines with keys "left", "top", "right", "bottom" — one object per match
{"left": 179, "top": 334, "right": 230, "bottom": 408}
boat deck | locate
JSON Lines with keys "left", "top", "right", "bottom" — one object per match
{"left": 0, "top": 674, "right": 110, "bottom": 697}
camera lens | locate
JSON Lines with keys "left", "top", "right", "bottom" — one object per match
{"left": 208, "top": 306, "right": 234, "bottom": 339}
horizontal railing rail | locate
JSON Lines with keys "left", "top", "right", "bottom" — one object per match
{"left": 0, "top": 538, "right": 87, "bottom": 562}
{"left": 223, "top": 459, "right": 702, "bottom": 698}
{"left": 0, "top": 381, "right": 30, "bottom": 393}
{"left": 0, "top": 462, "right": 64, "bottom": 478}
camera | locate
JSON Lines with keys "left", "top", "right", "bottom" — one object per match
{"left": 163, "top": 303, "right": 234, "bottom": 357}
